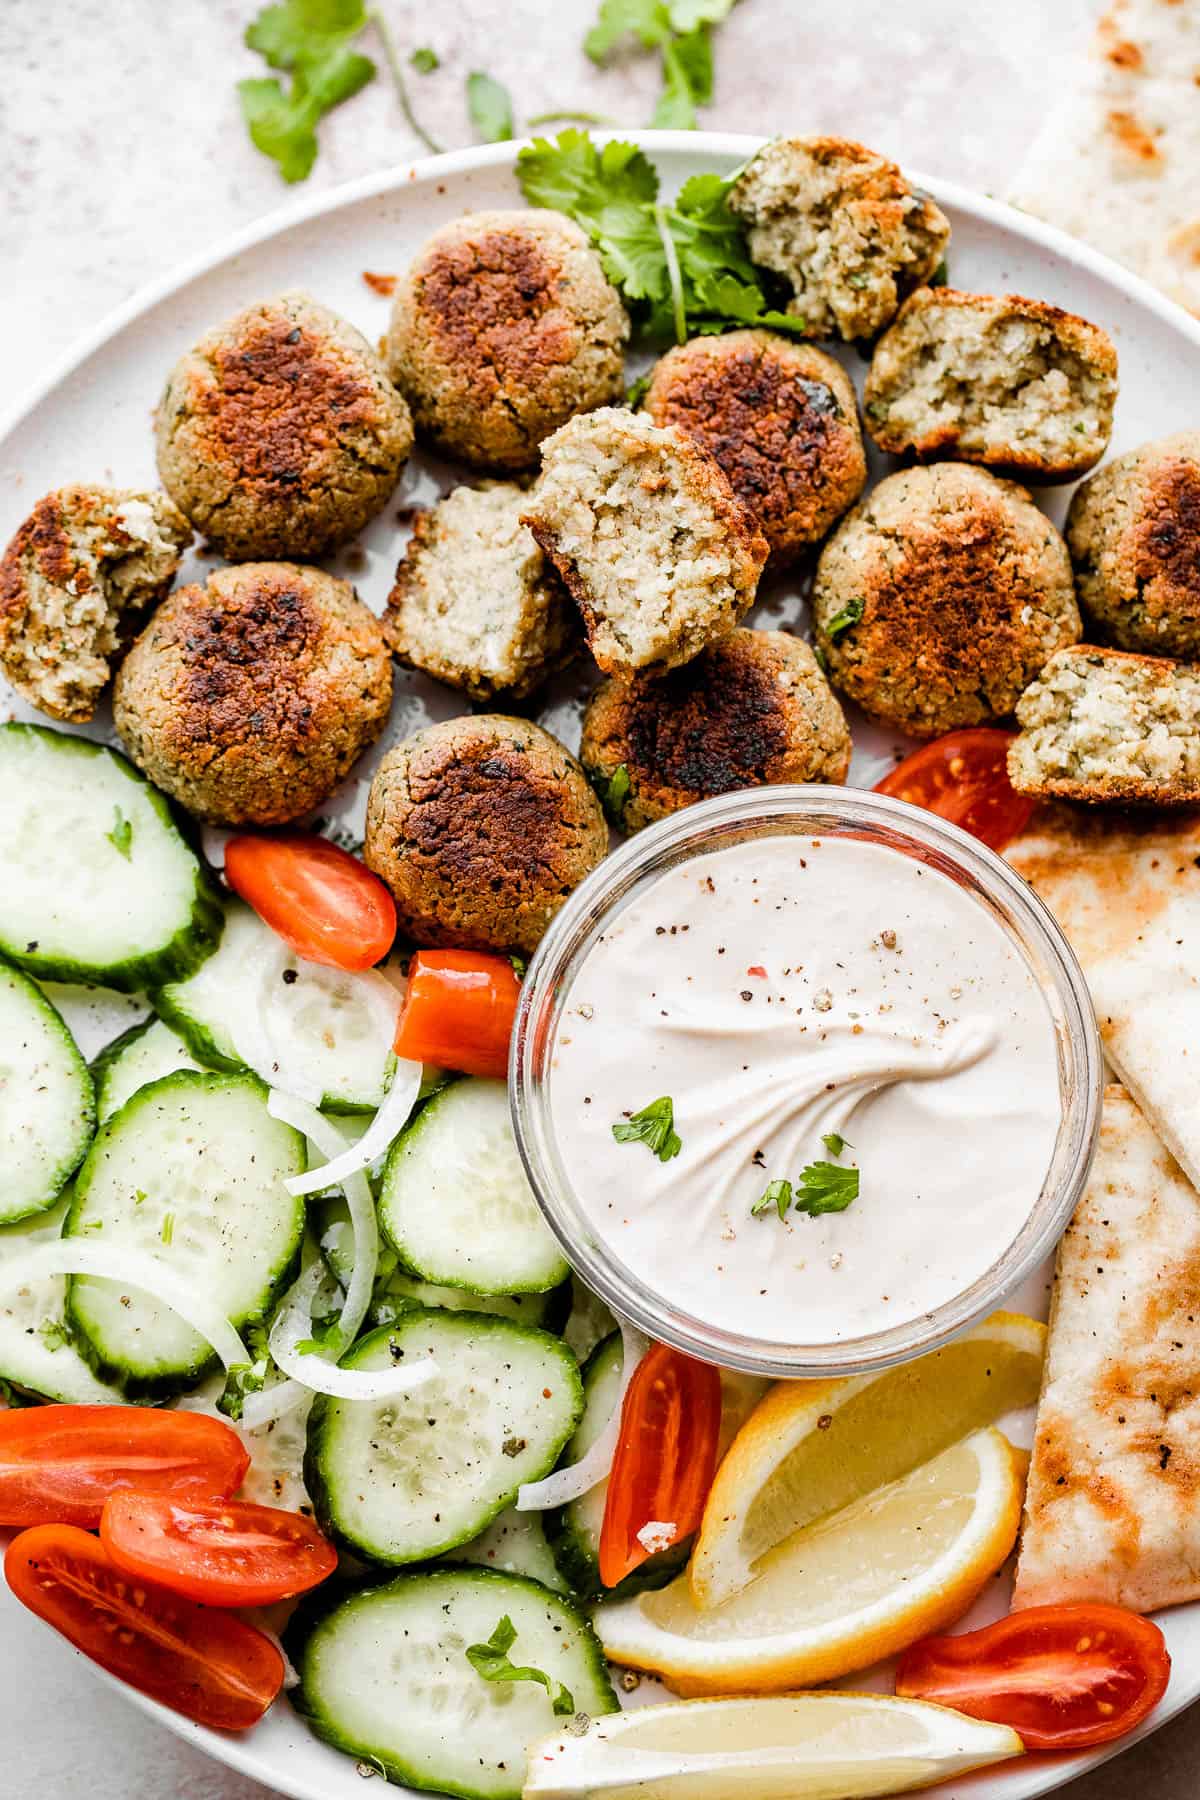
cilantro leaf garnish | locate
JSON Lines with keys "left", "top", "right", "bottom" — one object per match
{"left": 826, "top": 596, "right": 865, "bottom": 642}
{"left": 794, "top": 1161, "right": 860, "bottom": 1215}
{"left": 466, "top": 1615, "right": 575, "bottom": 1716}
{"left": 613, "top": 1095, "right": 682, "bottom": 1161}
{"left": 585, "top": 0, "right": 736, "bottom": 130}
{"left": 466, "top": 70, "right": 514, "bottom": 143}
{"left": 594, "top": 761, "right": 632, "bottom": 824}
{"left": 751, "top": 1178, "right": 792, "bottom": 1221}
{"left": 217, "top": 1321, "right": 273, "bottom": 1422}
{"left": 106, "top": 807, "right": 133, "bottom": 860}
{"left": 626, "top": 374, "right": 651, "bottom": 409}
{"left": 821, "top": 1131, "right": 852, "bottom": 1157}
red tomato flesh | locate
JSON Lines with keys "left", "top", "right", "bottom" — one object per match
{"left": 0, "top": 1404, "right": 249, "bottom": 1528}
{"left": 598, "top": 1344, "right": 722, "bottom": 1589}
{"left": 5, "top": 1525, "right": 284, "bottom": 1730}
{"left": 895, "top": 1603, "right": 1171, "bottom": 1749}
{"left": 393, "top": 949, "right": 522, "bottom": 1080}
{"left": 225, "top": 832, "right": 397, "bottom": 972}
{"left": 101, "top": 1493, "right": 338, "bottom": 1607}
{"left": 874, "top": 729, "right": 1035, "bottom": 852}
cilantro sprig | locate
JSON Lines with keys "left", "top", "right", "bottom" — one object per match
{"left": 751, "top": 1136, "right": 861, "bottom": 1224}
{"left": 613, "top": 1095, "right": 682, "bottom": 1162}
{"left": 465, "top": 1616, "right": 575, "bottom": 1716}
{"left": 585, "top": 1, "right": 738, "bottom": 129}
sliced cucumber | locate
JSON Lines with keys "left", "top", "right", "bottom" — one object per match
{"left": 64, "top": 1071, "right": 305, "bottom": 1396}
{"left": 288, "top": 1567, "right": 617, "bottom": 1800}
{"left": 380, "top": 1079, "right": 568, "bottom": 1295}
{"left": 546, "top": 1333, "right": 690, "bottom": 1603}
{"left": 446, "top": 1506, "right": 570, "bottom": 1594}
{"left": 92, "top": 1016, "right": 202, "bottom": 1123}
{"left": 0, "top": 959, "right": 94, "bottom": 1224}
{"left": 0, "top": 1200, "right": 120, "bottom": 1403}
{"left": 0, "top": 723, "right": 222, "bottom": 992}
{"left": 305, "top": 1311, "right": 582, "bottom": 1565}
{"left": 154, "top": 900, "right": 397, "bottom": 1110}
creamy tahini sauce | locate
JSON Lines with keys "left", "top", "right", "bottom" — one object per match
{"left": 548, "top": 835, "right": 1061, "bottom": 1344}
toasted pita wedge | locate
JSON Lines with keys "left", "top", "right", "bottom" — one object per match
{"left": 1006, "top": 803, "right": 1200, "bottom": 1192}
{"left": 1014, "top": 1083, "right": 1200, "bottom": 1612}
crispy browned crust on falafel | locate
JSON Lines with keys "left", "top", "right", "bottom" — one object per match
{"left": 363, "top": 714, "right": 607, "bottom": 954}
{"left": 113, "top": 562, "right": 392, "bottom": 826}
{"left": 1066, "top": 432, "right": 1200, "bottom": 658}
{"left": 155, "top": 292, "right": 413, "bottom": 561}
{"left": 812, "top": 463, "right": 1081, "bottom": 739}
{"left": 642, "top": 331, "right": 867, "bottom": 567}
{"left": 863, "top": 288, "right": 1118, "bottom": 482}
{"left": 386, "top": 211, "right": 629, "bottom": 471}
{"left": 580, "top": 629, "right": 852, "bottom": 832}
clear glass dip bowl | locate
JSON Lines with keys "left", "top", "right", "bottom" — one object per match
{"left": 510, "top": 786, "right": 1102, "bottom": 1379}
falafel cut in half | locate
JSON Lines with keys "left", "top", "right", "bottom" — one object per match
{"left": 1066, "top": 432, "right": 1200, "bottom": 658}
{"left": 386, "top": 209, "right": 629, "bottom": 472}
{"left": 812, "top": 463, "right": 1081, "bottom": 739}
{"left": 384, "top": 483, "right": 578, "bottom": 702}
{"left": 1009, "top": 644, "right": 1200, "bottom": 805}
{"left": 155, "top": 292, "right": 413, "bottom": 561}
{"left": 363, "top": 715, "right": 607, "bottom": 955}
{"left": 580, "top": 629, "right": 851, "bottom": 834}
{"left": 0, "top": 486, "right": 191, "bottom": 723}
{"left": 863, "top": 289, "right": 1118, "bottom": 482}
{"left": 113, "top": 562, "right": 392, "bottom": 827}
{"left": 522, "top": 408, "right": 769, "bottom": 677}
{"left": 642, "top": 331, "right": 867, "bottom": 568}
{"left": 727, "top": 136, "right": 950, "bottom": 343}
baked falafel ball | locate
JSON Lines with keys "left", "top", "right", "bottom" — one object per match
{"left": 1066, "top": 432, "right": 1200, "bottom": 657}
{"left": 863, "top": 289, "right": 1118, "bottom": 482}
{"left": 1009, "top": 644, "right": 1200, "bottom": 806}
{"left": 363, "top": 715, "right": 607, "bottom": 954}
{"left": 113, "top": 562, "right": 392, "bottom": 826}
{"left": 385, "top": 210, "right": 629, "bottom": 471}
{"left": 384, "top": 482, "right": 578, "bottom": 701}
{"left": 642, "top": 331, "right": 867, "bottom": 567}
{"left": 580, "top": 629, "right": 851, "bottom": 834}
{"left": 0, "top": 486, "right": 191, "bottom": 723}
{"left": 155, "top": 292, "right": 413, "bottom": 561}
{"left": 522, "top": 407, "right": 769, "bottom": 676}
{"left": 727, "top": 137, "right": 950, "bottom": 342}
{"left": 812, "top": 464, "right": 1080, "bottom": 738}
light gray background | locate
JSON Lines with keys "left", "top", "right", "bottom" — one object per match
{"left": 1, "top": 1, "right": 1195, "bottom": 1795}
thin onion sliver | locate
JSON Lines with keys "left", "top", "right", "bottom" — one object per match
{"left": 285, "top": 1057, "right": 422, "bottom": 1200}
{"left": 267, "top": 1259, "right": 436, "bottom": 1403}
{"left": 268, "top": 1090, "right": 377, "bottom": 1348}
{"left": 516, "top": 1316, "right": 650, "bottom": 1510}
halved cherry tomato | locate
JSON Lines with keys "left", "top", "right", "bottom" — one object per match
{"left": 598, "top": 1344, "right": 722, "bottom": 1589}
{"left": 5, "top": 1525, "right": 284, "bottom": 1730}
{"left": 895, "top": 1603, "right": 1171, "bottom": 1749}
{"left": 225, "top": 831, "right": 397, "bottom": 972}
{"left": 393, "top": 949, "right": 522, "bottom": 1080}
{"left": 101, "top": 1493, "right": 338, "bottom": 1607}
{"left": 874, "top": 729, "right": 1036, "bottom": 852}
{"left": 0, "top": 1404, "right": 249, "bottom": 1528}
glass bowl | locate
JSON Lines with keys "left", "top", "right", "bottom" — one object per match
{"left": 509, "top": 786, "right": 1102, "bottom": 1379}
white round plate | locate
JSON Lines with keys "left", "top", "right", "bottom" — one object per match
{"left": 3, "top": 131, "right": 1200, "bottom": 1800}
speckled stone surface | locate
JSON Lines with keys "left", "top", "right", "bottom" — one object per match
{"left": 3, "top": 2, "right": 1199, "bottom": 1797}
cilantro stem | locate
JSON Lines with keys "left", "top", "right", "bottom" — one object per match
{"left": 526, "top": 109, "right": 620, "bottom": 128}
{"left": 654, "top": 201, "right": 687, "bottom": 345}
{"left": 369, "top": 8, "right": 443, "bottom": 155}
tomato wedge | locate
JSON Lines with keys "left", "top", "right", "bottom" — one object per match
{"left": 5, "top": 1525, "right": 283, "bottom": 1730}
{"left": 598, "top": 1344, "right": 722, "bottom": 1589}
{"left": 225, "top": 831, "right": 397, "bottom": 972}
{"left": 895, "top": 1603, "right": 1171, "bottom": 1749}
{"left": 393, "top": 949, "right": 522, "bottom": 1080}
{"left": 874, "top": 729, "right": 1036, "bottom": 852}
{"left": 0, "top": 1404, "right": 249, "bottom": 1528}
{"left": 101, "top": 1493, "right": 338, "bottom": 1607}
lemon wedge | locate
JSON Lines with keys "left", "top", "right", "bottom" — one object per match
{"left": 596, "top": 1426, "right": 1024, "bottom": 1696}
{"left": 691, "top": 1310, "right": 1044, "bottom": 1610}
{"left": 522, "top": 1693, "right": 1023, "bottom": 1800}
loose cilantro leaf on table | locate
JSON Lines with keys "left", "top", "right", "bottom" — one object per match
{"left": 466, "top": 1615, "right": 575, "bottom": 1716}
{"left": 238, "top": 0, "right": 377, "bottom": 183}
{"left": 613, "top": 1095, "right": 682, "bottom": 1162}
{"left": 586, "top": 0, "right": 737, "bottom": 130}
{"left": 410, "top": 46, "right": 439, "bottom": 73}
{"left": 467, "top": 70, "right": 515, "bottom": 143}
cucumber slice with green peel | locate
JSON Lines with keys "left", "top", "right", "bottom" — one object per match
{"left": 379, "top": 1079, "right": 569, "bottom": 1295}
{"left": 305, "top": 1310, "right": 583, "bottom": 1566}
{"left": 64, "top": 1071, "right": 306, "bottom": 1397}
{"left": 445, "top": 1506, "right": 570, "bottom": 1594}
{"left": 287, "top": 1566, "right": 618, "bottom": 1800}
{"left": 0, "top": 959, "right": 95, "bottom": 1224}
{"left": 92, "top": 1016, "right": 202, "bottom": 1122}
{"left": 546, "top": 1333, "right": 690, "bottom": 1603}
{"left": 153, "top": 900, "right": 398, "bottom": 1110}
{"left": 0, "top": 723, "right": 222, "bottom": 992}
{"left": 0, "top": 1200, "right": 120, "bottom": 1403}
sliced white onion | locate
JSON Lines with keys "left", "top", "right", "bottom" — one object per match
{"left": 232, "top": 943, "right": 326, "bottom": 1106}
{"left": 516, "top": 1316, "right": 649, "bottom": 1511}
{"left": 243, "top": 1608, "right": 300, "bottom": 1689}
{"left": 285, "top": 1056, "right": 422, "bottom": 1199}
{"left": 268, "top": 1090, "right": 377, "bottom": 1349}
{"left": 201, "top": 825, "right": 231, "bottom": 874}
{"left": 238, "top": 1376, "right": 311, "bottom": 1434}
{"left": 0, "top": 1242, "right": 248, "bottom": 1370}
{"left": 267, "top": 1259, "right": 436, "bottom": 1403}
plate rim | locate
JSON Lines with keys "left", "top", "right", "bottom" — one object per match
{"left": 5, "top": 128, "right": 1200, "bottom": 1800}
